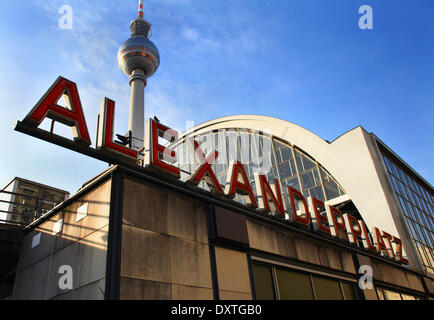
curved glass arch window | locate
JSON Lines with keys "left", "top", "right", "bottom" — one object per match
{"left": 172, "top": 129, "right": 346, "bottom": 210}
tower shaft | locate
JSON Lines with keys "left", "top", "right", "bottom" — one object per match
{"left": 128, "top": 69, "right": 147, "bottom": 150}
{"left": 118, "top": 1, "right": 159, "bottom": 152}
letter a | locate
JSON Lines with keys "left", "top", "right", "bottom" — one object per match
{"left": 23, "top": 76, "right": 91, "bottom": 145}
{"left": 58, "top": 265, "right": 73, "bottom": 290}
{"left": 359, "top": 5, "right": 373, "bottom": 30}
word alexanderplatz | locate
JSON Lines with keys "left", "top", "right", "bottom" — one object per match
{"left": 15, "top": 76, "right": 408, "bottom": 265}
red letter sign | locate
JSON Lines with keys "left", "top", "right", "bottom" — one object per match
{"left": 308, "top": 197, "right": 331, "bottom": 234}
{"left": 145, "top": 119, "right": 180, "bottom": 178}
{"left": 186, "top": 138, "right": 223, "bottom": 195}
{"left": 382, "top": 231, "right": 396, "bottom": 259}
{"left": 225, "top": 161, "right": 257, "bottom": 208}
{"left": 326, "top": 205, "right": 348, "bottom": 241}
{"left": 97, "top": 98, "right": 138, "bottom": 159}
{"left": 392, "top": 236, "right": 409, "bottom": 264}
{"left": 343, "top": 214, "right": 362, "bottom": 246}
{"left": 373, "top": 227, "right": 390, "bottom": 257}
{"left": 359, "top": 220, "right": 377, "bottom": 252}
{"left": 254, "top": 173, "right": 285, "bottom": 216}
{"left": 287, "top": 187, "right": 311, "bottom": 226}
{"left": 23, "top": 77, "right": 91, "bottom": 145}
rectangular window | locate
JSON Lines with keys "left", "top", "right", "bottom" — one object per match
{"left": 398, "top": 197, "right": 409, "bottom": 217}
{"left": 289, "top": 159, "right": 297, "bottom": 176}
{"left": 280, "top": 147, "right": 293, "bottom": 162}
{"left": 283, "top": 176, "right": 300, "bottom": 192}
{"left": 301, "top": 171, "right": 315, "bottom": 189}
{"left": 384, "top": 290, "right": 402, "bottom": 300}
{"left": 341, "top": 281, "right": 357, "bottom": 300}
{"left": 275, "top": 149, "right": 282, "bottom": 163}
{"left": 251, "top": 264, "right": 276, "bottom": 300}
{"left": 301, "top": 155, "right": 316, "bottom": 171}
{"left": 391, "top": 176, "right": 401, "bottom": 195}
{"left": 311, "top": 275, "right": 343, "bottom": 300}
{"left": 309, "top": 186, "right": 325, "bottom": 202}
{"left": 320, "top": 168, "right": 331, "bottom": 183}
{"left": 275, "top": 268, "right": 314, "bottom": 300}
{"left": 278, "top": 162, "right": 292, "bottom": 179}
{"left": 324, "top": 181, "right": 340, "bottom": 200}
{"left": 252, "top": 262, "right": 359, "bottom": 300}
{"left": 382, "top": 156, "right": 392, "bottom": 173}
{"left": 295, "top": 150, "right": 304, "bottom": 172}
{"left": 401, "top": 294, "right": 416, "bottom": 300}
{"left": 376, "top": 286, "right": 421, "bottom": 300}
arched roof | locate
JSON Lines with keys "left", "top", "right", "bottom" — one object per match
{"left": 180, "top": 115, "right": 395, "bottom": 236}
{"left": 179, "top": 115, "right": 345, "bottom": 188}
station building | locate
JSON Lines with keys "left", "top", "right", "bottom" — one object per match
{"left": 3, "top": 0, "right": 432, "bottom": 301}
{"left": 6, "top": 115, "right": 433, "bottom": 300}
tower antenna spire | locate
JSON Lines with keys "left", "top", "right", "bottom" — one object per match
{"left": 138, "top": 0, "right": 144, "bottom": 19}
{"left": 118, "top": 1, "right": 160, "bottom": 151}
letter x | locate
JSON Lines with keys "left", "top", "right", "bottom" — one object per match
{"left": 187, "top": 138, "right": 224, "bottom": 195}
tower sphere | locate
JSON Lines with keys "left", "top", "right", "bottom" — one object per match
{"left": 117, "top": 18, "right": 160, "bottom": 79}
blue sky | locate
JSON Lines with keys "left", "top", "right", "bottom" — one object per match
{"left": 0, "top": 0, "right": 432, "bottom": 193}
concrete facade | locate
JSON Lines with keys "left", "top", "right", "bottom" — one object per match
{"left": 119, "top": 178, "right": 213, "bottom": 299}
{"left": 8, "top": 165, "right": 433, "bottom": 300}
{"left": 11, "top": 179, "right": 111, "bottom": 300}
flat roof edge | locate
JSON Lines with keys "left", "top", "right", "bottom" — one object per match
{"left": 24, "top": 166, "right": 118, "bottom": 231}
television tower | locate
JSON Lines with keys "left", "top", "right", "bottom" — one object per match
{"left": 118, "top": 0, "right": 160, "bottom": 150}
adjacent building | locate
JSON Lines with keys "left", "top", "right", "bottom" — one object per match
{"left": 0, "top": 177, "right": 69, "bottom": 227}
{"left": 0, "top": 177, "right": 69, "bottom": 299}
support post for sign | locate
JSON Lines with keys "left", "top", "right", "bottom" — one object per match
{"left": 105, "top": 168, "right": 125, "bottom": 300}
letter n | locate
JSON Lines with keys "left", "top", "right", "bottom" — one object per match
{"left": 225, "top": 161, "right": 257, "bottom": 208}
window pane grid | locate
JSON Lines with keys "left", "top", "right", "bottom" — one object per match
{"left": 382, "top": 153, "right": 433, "bottom": 274}
{"left": 174, "top": 130, "right": 347, "bottom": 216}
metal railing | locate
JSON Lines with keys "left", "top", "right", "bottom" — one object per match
{"left": 0, "top": 190, "right": 59, "bottom": 228}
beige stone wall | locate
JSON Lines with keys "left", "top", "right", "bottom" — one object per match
{"left": 357, "top": 254, "right": 425, "bottom": 296}
{"left": 119, "top": 178, "right": 213, "bottom": 300}
{"left": 119, "top": 178, "right": 429, "bottom": 300}
{"left": 11, "top": 173, "right": 428, "bottom": 300}
{"left": 424, "top": 277, "right": 434, "bottom": 295}
{"left": 247, "top": 219, "right": 356, "bottom": 274}
{"left": 214, "top": 247, "right": 252, "bottom": 300}
{"left": 12, "top": 180, "right": 111, "bottom": 300}
{"left": 247, "top": 218, "right": 430, "bottom": 298}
